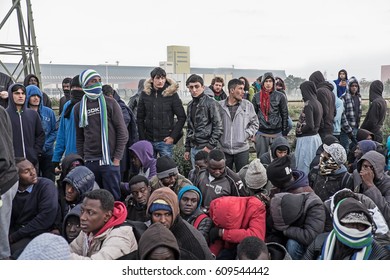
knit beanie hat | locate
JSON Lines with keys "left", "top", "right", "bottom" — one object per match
{"left": 148, "top": 199, "right": 172, "bottom": 214}
{"left": 323, "top": 143, "right": 347, "bottom": 166}
{"left": 245, "top": 159, "right": 268, "bottom": 190}
{"left": 177, "top": 185, "right": 202, "bottom": 210}
{"left": 266, "top": 156, "right": 293, "bottom": 189}
{"left": 18, "top": 233, "right": 71, "bottom": 260}
{"left": 156, "top": 156, "right": 178, "bottom": 179}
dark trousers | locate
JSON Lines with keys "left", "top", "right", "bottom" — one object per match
{"left": 39, "top": 154, "right": 56, "bottom": 182}
{"left": 85, "top": 161, "right": 121, "bottom": 201}
{"left": 224, "top": 150, "right": 249, "bottom": 172}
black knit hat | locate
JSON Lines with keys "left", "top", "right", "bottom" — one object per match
{"left": 156, "top": 156, "right": 178, "bottom": 179}
{"left": 266, "top": 155, "right": 293, "bottom": 189}
{"left": 70, "top": 75, "right": 81, "bottom": 88}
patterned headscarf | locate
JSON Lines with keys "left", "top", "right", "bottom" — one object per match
{"left": 78, "top": 69, "right": 111, "bottom": 165}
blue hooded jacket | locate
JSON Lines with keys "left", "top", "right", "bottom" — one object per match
{"left": 26, "top": 85, "right": 57, "bottom": 156}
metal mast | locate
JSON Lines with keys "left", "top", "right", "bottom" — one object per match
{"left": 0, "top": 0, "right": 41, "bottom": 82}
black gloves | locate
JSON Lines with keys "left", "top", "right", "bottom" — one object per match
{"left": 209, "top": 227, "right": 222, "bottom": 244}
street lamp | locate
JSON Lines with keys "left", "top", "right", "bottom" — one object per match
{"left": 105, "top": 61, "right": 109, "bottom": 84}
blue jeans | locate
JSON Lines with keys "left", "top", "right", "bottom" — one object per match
{"left": 85, "top": 161, "right": 121, "bottom": 201}
{"left": 152, "top": 141, "right": 173, "bottom": 158}
{"left": 286, "top": 239, "right": 306, "bottom": 260}
{"left": 190, "top": 147, "right": 204, "bottom": 169}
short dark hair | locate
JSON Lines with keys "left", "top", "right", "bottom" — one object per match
{"left": 195, "top": 150, "right": 209, "bottom": 162}
{"left": 62, "top": 77, "right": 72, "bottom": 84}
{"left": 150, "top": 67, "right": 166, "bottom": 79}
{"left": 208, "top": 149, "right": 225, "bottom": 162}
{"left": 15, "top": 157, "right": 27, "bottom": 165}
{"left": 228, "top": 78, "right": 244, "bottom": 92}
{"left": 237, "top": 236, "right": 268, "bottom": 260}
{"left": 11, "top": 84, "right": 25, "bottom": 93}
{"left": 84, "top": 189, "right": 114, "bottom": 212}
{"left": 102, "top": 84, "right": 114, "bottom": 96}
{"left": 129, "top": 175, "right": 150, "bottom": 189}
{"left": 211, "top": 77, "right": 224, "bottom": 86}
{"left": 186, "top": 74, "right": 204, "bottom": 86}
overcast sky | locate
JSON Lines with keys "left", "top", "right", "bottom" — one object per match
{"left": 1, "top": 0, "right": 390, "bottom": 81}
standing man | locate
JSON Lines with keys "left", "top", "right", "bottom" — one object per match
{"left": 252, "top": 72, "right": 289, "bottom": 158}
{"left": 209, "top": 76, "right": 227, "bottom": 101}
{"left": 0, "top": 71, "right": 13, "bottom": 108}
{"left": 137, "top": 67, "right": 186, "bottom": 158}
{"left": 184, "top": 74, "right": 223, "bottom": 167}
{"left": 340, "top": 77, "right": 362, "bottom": 152}
{"left": 26, "top": 85, "right": 57, "bottom": 181}
{"left": 219, "top": 78, "right": 259, "bottom": 172}
{"left": 0, "top": 106, "right": 19, "bottom": 260}
{"left": 6, "top": 83, "right": 45, "bottom": 168}
{"left": 74, "top": 69, "right": 128, "bottom": 201}
{"left": 23, "top": 74, "right": 52, "bottom": 108}
{"left": 360, "top": 80, "right": 387, "bottom": 143}
{"left": 58, "top": 77, "right": 72, "bottom": 116}
{"left": 333, "top": 69, "right": 348, "bottom": 98}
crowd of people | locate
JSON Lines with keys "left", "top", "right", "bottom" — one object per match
{"left": 0, "top": 67, "right": 390, "bottom": 260}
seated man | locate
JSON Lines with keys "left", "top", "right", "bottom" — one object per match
{"left": 146, "top": 187, "right": 214, "bottom": 260}
{"left": 149, "top": 155, "right": 192, "bottom": 194}
{"left": 138, "top": 222, "right": 180, "bottom": 260}
{"left": 62, "top": 204, "right": 82, "bottom": 243}
{"left": 129, "top": 140, "right": 156, "bottom": 180}
{"left": 70, "top": 189, "right": 137, "bottom": 260}
{"left": 259, "top": 136, "right": 296, "bottom": 169}
{"left": 237, "top": 236, "right": 292, "bottom": 260}
{"left": 125, "top": 175, "right": 151, "bottom": 222}
{"left": 9, "top": 158, "right": 59, "bottom": 259}
{"left": 195, "top": 149, "right": 247, "bottom": 208}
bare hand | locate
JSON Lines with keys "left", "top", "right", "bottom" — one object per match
{"left": 113, "top": 158, "right": 121, "bottom": 166}
{"left": 164, "top": 136, "right": 174, "bottom": 145}
{"left": 360, "top": 168, "right": 375, "bottom": 189}
{"left": 203, "top": 146, "right": 211, "bottom": 153}
{"left": 0, "top": 91, "right": 8, "bottom": 99}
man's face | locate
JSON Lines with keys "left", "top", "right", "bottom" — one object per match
{"left": 354, "top": 145, "right": 363, "bottom": 159}
{"left": 187, "top": 82, "right": 204, "bottom": 97}
{"left": 80, "top": 198, "right": 111, "bottom": 235}
{"left": 147, "top": 246, "right": 176, "bottom": 260}
{"left": 275, "top": 149, "right": 288, "bottom": 158}
{"left": 86, "top": 76, "right": 101, "bottom": 87}
{"left": 65, "top": 183, "right": 78, "bottom": 203}
{"left": 130, "top": 153, "right": 142, "bottom": 169}
{"left": 208, "top": 159, "right": 225, "bottom": 178}
{"left": 130, "top": 182, "right": 150, "bottom": 205}
{"left": 151, "top": 210, "right": 173, "bottom": 229}
{"left": 62, "top": 83, "right": 71, "bottom": 91}
{"left": 29, "top": 94, "right": 40, "bottom": 107}
{"left": 18, "top": 160, "right": 38, "bottom": 186}
{"left": 160, "top": 173, "right": 178, "bottom": 189}
{"left": 65, "top": 216, "right": 81, "bottom": 243}
{"left": 179, "top": 191, "right": 199, "bottom": 216}
{"left": 212, "top": 82, "right": 223, "bottom": 94}
{"left": 339, "top": 72, "right": 346, "bottom": 80}
{"left": 230, "top": 84, "right": 244, "bottom": 102}
{"left": 263, "top": 78, "right": 273, "bottom": 91}
{"left": 360, "top": 160, "right": 374, "bottom": 173}
{"left": 153, "top": 76, "right": 166, "bottom": 90}
{"left": 195, "top": 159, "right": 208, "bottom": 170}
{"left": 13, "top": 88, "right": 26, "bottom": 106}
{"left": 28, "top": 77, "right": 38, "bottom": 85}
{"left": 350, "top": 83, "right": 358, "bottom": 94}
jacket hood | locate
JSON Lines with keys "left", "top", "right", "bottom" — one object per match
{"left": 143, "top": 77, "right": 178, "bottom": 97}
{"left": 267, "top": 242, "right": 292, "bottom": 260}
{"left": 7, "top": 83, "right": 27, "bottom": 111}
{"left": 299, "top": 81, "right": 317, "bottom": 102}
{"left": 356, "top": 129, "right": 374, "bottom": 141}
{"left": 59, "top": 153, "right": 85, "bottom": 180}
{"left": 138, "top": 222, "right": 180, "bottom": 260}
{"left": 203, "top": 86, "right": 214, "bottom": 97}
{"left": 309, "top": 71, "right": 325, "bottom": 87}
{"left": 23, "top": 74, "right": 40, "bottom": 87}
{"left": 129, "top": 140, "right": 156, "bottom": 169}
{"left": 94, "top": 201, "right": 127, "bottom": 238}
{"left": 177, "top": 185, "right": 203, "bottom": 211}
{"left": 369, "top": 80, "right": 384, "bottom": 102}
{"left": 26, "top": 85, "right": 43, "bottom": 112}
{"left": 357, "top": 151, "right": 385, "bottom": 180}
{"left": 62, "top": 204, "right": 82, "bottom": 240}
{"left": 271, "top": 136, "right": 291, "bottom": 157}
{"left": 357, "top": 140, "right": 377, "bottom": 155}
{"left": 63, "top": 166, "right": 95, "bottom": 203}
{"left": 147, "top": 187, "right": 180, "bottom": 226}
{"left": 261, "top": 72, "right": 275, "bottom": 87}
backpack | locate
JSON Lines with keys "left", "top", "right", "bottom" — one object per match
{"left": 115, "top": 219, "right": 149, "bottom": 260}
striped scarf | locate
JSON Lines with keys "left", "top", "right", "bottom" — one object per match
{"left": 78, "top": 69, "right": 111, "bottom": 165}
{"left": 321, "top": 199, "right": 373, "bottom": 260}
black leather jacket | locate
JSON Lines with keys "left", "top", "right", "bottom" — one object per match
{"left": 185, "top": 93, "right": 223, "bottom": 151}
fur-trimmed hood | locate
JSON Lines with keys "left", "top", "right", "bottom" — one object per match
{"left": 143, "top": 77, "right": 179, "bottom": 97}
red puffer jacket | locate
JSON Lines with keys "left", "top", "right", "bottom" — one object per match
{"left": 209, "top": 196, "right": 266, "bottom": 244}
